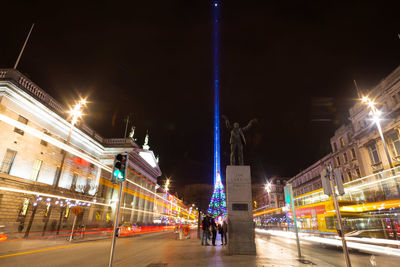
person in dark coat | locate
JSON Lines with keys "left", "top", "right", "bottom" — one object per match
{"left": 222, "top": 220, "right": 228, "bottom": 245}
{"left": 210, "top": 217, "right": 217, "bottom": 246}
{"left": 217, "top": 223, "right": 224, "bottom": 245}
{"left": 201, "top": 216, "right": 210, "bottom": 246}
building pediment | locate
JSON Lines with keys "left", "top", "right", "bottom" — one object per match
{"left": 128, "top": 148, "right": 161, "bottom": 182}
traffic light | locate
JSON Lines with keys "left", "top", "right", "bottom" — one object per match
{"left": 112, "top": 153, "right": 128, "bottom": 182}
{"left": 333, "top": 168, "right": 345, "bottom": 196}
{"left": 284, "top": 185, "right": 291, "bottom": 204}
{"left": 320, "top": 168, "right": 332, "bottom": 196}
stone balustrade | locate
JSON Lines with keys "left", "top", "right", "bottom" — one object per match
{"left": 0, "top": 68, "right": 64, "bottom": 115}
{"left": 103, "top": 138, "right": 130, "bottom": 145}
{"left": 0, "top": 68, "right": 129, "bottom": 147}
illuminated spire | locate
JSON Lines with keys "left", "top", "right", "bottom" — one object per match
{"left": 208, "top": 0, "right": 226, "bottom": 218}
{"left": 213, "top": 0, "right": 220, "bottom": 185}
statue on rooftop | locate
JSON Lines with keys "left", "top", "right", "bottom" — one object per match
{"left": 129, "top": 126, "right": 137, "bottom": 141}
{"left": 222, "top": 115, "right": 258, "bottom": 165}
{"left": 143, "top": 130, "right": 150, "bottom": 150}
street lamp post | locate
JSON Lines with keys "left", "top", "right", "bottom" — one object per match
{"left": 265, "top": 181, "right": 272, "bottom": 208}
{"left": 164, "top": 178, "right": 170, "bottom": 193}
{"left": 362, "top": 97, "right": 394, "bottom": 169}
{"left": 54, "top": 99, "right": 87, "bottom": 188}
{"left": 361, "top": 97, "right": 400, "bottom": 195}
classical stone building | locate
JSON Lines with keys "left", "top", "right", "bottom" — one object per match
{"left": 330, "top": 124, "right": 363, "bottom": 182}
{"left": 349, "top": 66, "right": 400, "bottom": 176}
{"left": 0, "top": 68, "right": 164, "bottom": 236}
{"left": 252, "top": 177, "right": 287, "bottom": 228}
{"left": 254, "top": 176, "right": 287, "bottom": 209}
{"left": 288, "top": 65, "right": 400, "bottom": 199}
{"left": 289, "top": 154, "right": 333, "bottom": 197}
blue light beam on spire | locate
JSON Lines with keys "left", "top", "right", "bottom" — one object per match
{"left": 208, "top": 0, "right": 226, "bottom": 218}
{"left": 213, "top": 0, "right": 220, "bottom": 185}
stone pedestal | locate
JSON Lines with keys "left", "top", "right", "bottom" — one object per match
{"left": 226, "top": 165, "right": 256, "bottom": 255}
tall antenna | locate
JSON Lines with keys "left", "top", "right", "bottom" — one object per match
{"left": 123, "top": 115, "right": 130, "bottom": 139}
{"left": 353, "top": 80, "right": 363, "bottom": 98}
{"left": 14, "top": 23, "right": 35, "bottom": 70}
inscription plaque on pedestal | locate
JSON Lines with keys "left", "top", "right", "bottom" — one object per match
{"left": 226, "top": 165, "right": 256, "bottom": 255}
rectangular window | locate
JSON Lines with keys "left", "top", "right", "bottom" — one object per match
{"left": 393, "top": 94, "right": 398, "bottom": 104}
{"left": 336, "top": 156, "right": 341, "bottom": 166}
{"left": 351, "top": 148, "right": 356, "bottom": 160}
{"left": 347, "top": 171, "right": 352, "bottom": 181}
{"left": 340, "top": 137, "right": 345, "bottom": 148}
{"left": 21, "top": 198, "right": 30, "bottom": 215}
{"left": 53, "top": 166, "right": 61, "bottom": 186}
{"left": 368, "top": 143, "right": 380, "bottom": 164}
{"left": 0, "top": 149, "right": 17, "bottom": 174}
{"left": 333, "top": 142, "right": 338, "bottom": 152}
{"left": 343, "top": 152, "right": 348, "bottom": 163}
{"left": 71, "top": 173, "right": 78, "bottom": 190}
{"left": 14, "top": 115, "right": 28, "bottom": 135}
{"left": 347, "top": 132, "right": 352, "bottom": 143}
{"left": 30, "top": 159, "right": 42, "bottom": 181}
{"left": 384, "top": 101, "right": 389, "bottom": 111}
{"left": 355, "top": 168, "right": 361, "bottom": 177}
{"left": 389, "top": 132, "right": 400, "bottom": 156}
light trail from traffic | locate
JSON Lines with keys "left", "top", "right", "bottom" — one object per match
{"left": 256, "top": 229, "right": 400, "bottom": 256}
{"left": 0, "top": 113, "right": 196, "bottom": 219}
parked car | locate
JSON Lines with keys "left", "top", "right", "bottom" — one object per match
{"left": 117, "top": 223, "right": 141, "bottom": 237}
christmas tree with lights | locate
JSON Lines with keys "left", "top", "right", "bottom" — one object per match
{"left": 208, "top": 172, "right": 227, "bottom": 218}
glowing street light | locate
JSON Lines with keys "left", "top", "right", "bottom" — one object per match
{"left": 54, "top": 98, "right": 88, "bottom": 188}
{"left": 360, "top": 96, "right": 394, "bottom": 170}
{"left": 265, "top": 181, "right": 272, "bottom": 194}
{"left": 360, "top": 96, "right": 400, "bottom": 196}
{"left": 164, "top": 178, "right": 171, "bottom": 192}
{"left": 69, "top": 99, "right": 86, "bottom": 128}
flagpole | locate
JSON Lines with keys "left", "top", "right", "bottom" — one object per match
{"left": 353, "top": 80, "right": 363, "bottom": 98}
{"left": 14, "top": 23, "right": 35, "bottom": 69}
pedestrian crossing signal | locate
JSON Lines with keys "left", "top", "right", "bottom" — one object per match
{"left": 112, "top": 153, "right": 128, "bottom": 182}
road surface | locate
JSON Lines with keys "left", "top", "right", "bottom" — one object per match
{"left": 0, "top": 230, "right": 398, "bottom": 266}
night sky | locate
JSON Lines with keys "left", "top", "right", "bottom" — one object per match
{"left": 1, "top": 1, "right": 399, "bottom": 193}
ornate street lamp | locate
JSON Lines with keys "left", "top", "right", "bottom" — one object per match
{"left": 54, "top": 99, "right": 87, "bottom": 188}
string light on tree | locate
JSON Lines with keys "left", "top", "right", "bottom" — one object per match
{"left": 207, "top": 171, "right": 227, "bottom": 218}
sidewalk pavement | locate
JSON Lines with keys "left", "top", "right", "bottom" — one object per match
{"left": 0, "top": 229, "right": 329, "bottom": 266}
{"left": 144, "top": 230, "right": 328, "bottom": 267}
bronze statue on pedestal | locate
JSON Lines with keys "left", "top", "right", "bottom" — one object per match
{"left": 222, "top": 115, "right": 258, "bottom": 165}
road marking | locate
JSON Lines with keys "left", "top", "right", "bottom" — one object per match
{"left": 0, "top": 243, "right": 85, "bottom": 259}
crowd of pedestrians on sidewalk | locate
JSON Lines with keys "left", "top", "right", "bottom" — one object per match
{"left": 201, "top": 214, "right": 227, "bottom": 246}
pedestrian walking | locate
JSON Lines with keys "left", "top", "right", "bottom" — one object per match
{"left": 217, "top": 223, "right": 224, "bottom": 245}
{"left": 201, "top": 215, "right": 210, "bottom": 246}
{"left": 210, "top": 217, "right": 217, "bottom": 246}
{"left": 222, "top": 220, "right": 227, "bottom": 245}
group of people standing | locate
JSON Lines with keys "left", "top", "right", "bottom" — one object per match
{"left": 201, "top": 215, "right": 227, "bottom": 246}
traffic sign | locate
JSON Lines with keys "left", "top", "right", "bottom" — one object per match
{"left": 71, "top": 206, "right": 82, "bottom": 216}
